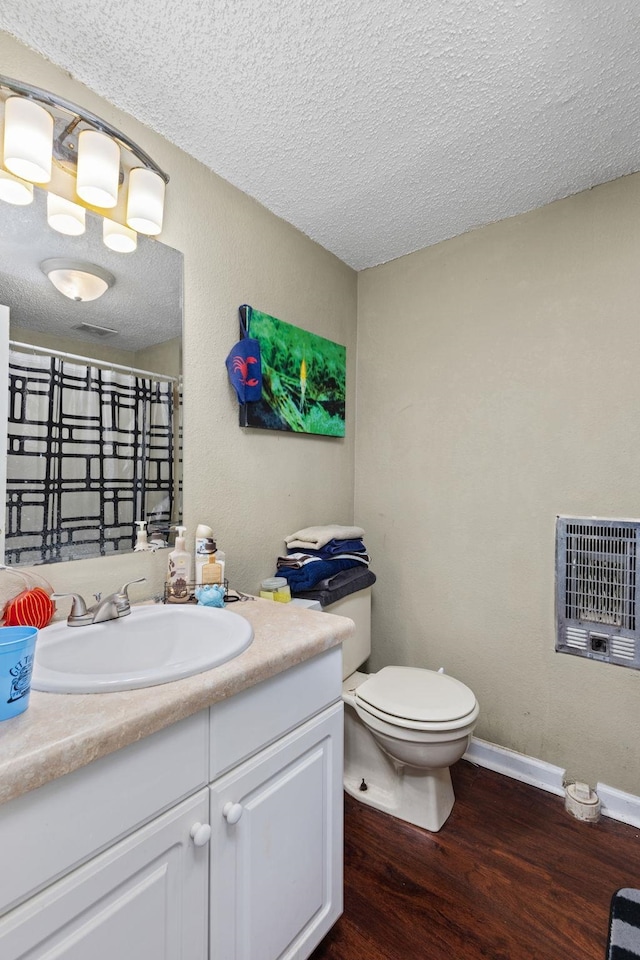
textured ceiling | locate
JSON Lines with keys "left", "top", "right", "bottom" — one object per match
{"left": 1, "top": 1, "right": 640, "bottom": 269}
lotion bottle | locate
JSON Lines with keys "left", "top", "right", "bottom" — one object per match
{"left": 202, "top": 552, "right": 223, "bottom": 585}
{"left": 168, "top": 526, "right": 192, "bottom": 585}
{"left": 134, "top": 520, "right": 150, "bottom": 551}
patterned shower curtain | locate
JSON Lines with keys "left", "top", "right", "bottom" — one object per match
{"left": 5, "top": 349, "right": 177, "bottom": 565}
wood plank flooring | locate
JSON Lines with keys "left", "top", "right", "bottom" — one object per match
{"left": 311, "top": 760, "right": 640, "bottom": 960}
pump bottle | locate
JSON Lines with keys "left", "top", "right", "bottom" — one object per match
{"left": 168, "top": 526, "right": 192, "bottom": 585}
{"left": 134, "top": 520, "right": 151, "bottom": 551}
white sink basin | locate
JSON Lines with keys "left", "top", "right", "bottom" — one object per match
{"left": 31, "top": 604, "right": 254, "bottom": 694}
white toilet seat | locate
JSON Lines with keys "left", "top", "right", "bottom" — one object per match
{"left": 354, "top": 665, "right": 479, "bottom": 732}
{"left": 354, "top": 696, "right": 479, "bottom": 733}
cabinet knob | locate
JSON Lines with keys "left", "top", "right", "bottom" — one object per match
{"left": 190, "top": 822, "right": 212, "bottom": 847}
{"left": 222, "top": 801, "right": 243, "bottom": 825}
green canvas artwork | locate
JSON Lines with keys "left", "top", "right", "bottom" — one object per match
{"left": 239, "top": 307, "right": 346, "bottom": 437}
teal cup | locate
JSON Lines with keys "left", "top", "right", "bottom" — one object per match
{"left": 0, "top": 626, "right": 38, "bottom": 721}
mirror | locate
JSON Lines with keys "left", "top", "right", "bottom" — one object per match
{"left": 0, "top": 187, "right": 183, "bottom": 566}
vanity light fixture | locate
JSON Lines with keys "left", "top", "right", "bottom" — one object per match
{"left": 103, "top": 218, "right": 137, "bottom": 253}
{"left": 0, "top": 167, "right": 34, "bottom": 205}
{"left": 0, "top": 74, "right": 169, "bottom": 249}
{"left": 47, "top": 193, "right": 86, "bottom": 236}
{"left": 126, "top": 167, "right": 165, "bottom": 235}
{"left": 3, "top": 95, "right": 54, "bottom": 183}
{"left": 41, "top": 258, "right": 115, "bottom": 302}
{"left": 76, "top": 130, "right": 120, "bottom": 208}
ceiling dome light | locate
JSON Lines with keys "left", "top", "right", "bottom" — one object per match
{"left": 47, "top": 193, "right": 86, "bottom": 236}
{"left": 41, "top": 258, "right": 115, "bottom": 302}
{"left": 76, "top": 130, "right": 120, "bottom": 208}
{"left": 0, "top": 168, "right": 34, "bottom": 205}
{"left": 103, "top": 218, "right": 137, "bottom": 253}
{"left": 3, "top": 96, "right": 53, "bottom": 184}
{"left": 126, "top": 167, "right": 165, "bottom": 235}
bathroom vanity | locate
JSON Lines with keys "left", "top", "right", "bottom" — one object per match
{"left": 0, "top": 600, "right": 352, "bottom": 960}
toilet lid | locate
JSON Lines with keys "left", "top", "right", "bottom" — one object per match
{"left": 355, "top": 666, "right": 477, "bottom": 723}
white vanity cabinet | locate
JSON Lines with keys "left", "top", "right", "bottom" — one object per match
{"left": 208, "top": 646, "right": 344, "bottom": 960}
{"left": 0, "top": 645, "right": 344, "bottom": 960}
{"left": 210, "top": 704, "right": 343, "bottom": 960}
{"left": 0, "top": 708, "right": 211, "bottom": 960}
{"left": 0, "top": 789, "right": 210, "bottom": 959}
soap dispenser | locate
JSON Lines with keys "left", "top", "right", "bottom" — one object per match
{"left": 134, "top": 520, "right": 151, "bottom": 551}
{"left": 168, "top": 526, "right": 192, "bottom": 585}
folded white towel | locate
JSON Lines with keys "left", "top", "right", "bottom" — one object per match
{"left": 284, "top": 524, "right": 365, "bottom": 550}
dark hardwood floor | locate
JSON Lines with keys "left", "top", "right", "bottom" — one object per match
{"left": 311, "top": 760, "right": 640, "bottom": 960}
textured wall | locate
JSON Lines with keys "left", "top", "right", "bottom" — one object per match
{"left": 9, "top": 324, "right": 135, "bottom": 367}
{"left": 0, "top": 32, "right": 357, "bottom": 605}
{"left": 356, "top": 174, "right": 640, "bottom": 795}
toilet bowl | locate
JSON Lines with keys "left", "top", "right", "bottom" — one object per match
{"left": 342, "top": 665, "right": 479, "bottom": 832}
{"left": 301, "top": 586, "right": 479, "bottom": 833}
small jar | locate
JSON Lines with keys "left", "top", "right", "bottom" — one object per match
{"left": 260, "top": 577, "right": 292, "bottom": 603}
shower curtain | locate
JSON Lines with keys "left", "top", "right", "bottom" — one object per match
{"left": 5, "top": 348, "right": 177, "bottom": 565}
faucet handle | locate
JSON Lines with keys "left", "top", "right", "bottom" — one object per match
{"left": 51, "top": 592, "right": 88, "bottom": 618}
{"left": 118, "top": 577, "right": 146, "bottom": 598}
{"left": 114, "top": 578, "right": 146, "bottom": 613}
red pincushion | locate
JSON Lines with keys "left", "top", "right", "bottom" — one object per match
{"left": 3, "top": 587, "right": 55, "bottom": 629}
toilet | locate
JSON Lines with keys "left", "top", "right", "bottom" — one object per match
{"left": 321, "top": 587, "right": 479, "bottom": 832}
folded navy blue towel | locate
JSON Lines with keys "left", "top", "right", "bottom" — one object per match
{"left": 288, "top": 538, "right": 366, "bottom": 558}
{"left": 275, "top": 557, "right": 365, "bottom": 591}
{"left": 279, "top": 551, "right": 369, "bottom": 569}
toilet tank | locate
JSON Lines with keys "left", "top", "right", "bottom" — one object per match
{"left": 323, "top": 587, "right": 372, "bottom": 680}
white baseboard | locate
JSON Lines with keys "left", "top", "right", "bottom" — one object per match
{"left": 596, "top": 782, "right": 640, "bottom": 828}
{"left": 463, "top": 737, "right": 567, "bottom": 798}
{"left": 463, "top": 737, "right": 640, "bottom": 827}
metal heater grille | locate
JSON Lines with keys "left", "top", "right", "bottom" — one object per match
{"left": 556, "top": 517, "right": 640, "bottom": 670}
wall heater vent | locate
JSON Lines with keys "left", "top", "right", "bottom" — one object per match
{"left": 556, "top": 517, "right": 640, "bottom": 671}
{"left": 610, "top": 636, "right": 636, "bottom": 661}
{"left": 564, "top": 626, "right": 588, "bottom": 650}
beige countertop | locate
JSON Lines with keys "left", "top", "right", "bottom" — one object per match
{"left": 0, "top": 599, "right": 354, "bottom": 807}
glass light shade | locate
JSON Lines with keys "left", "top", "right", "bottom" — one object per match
{"left": 47, "top": 193, "right": 86, "bottom": 235}
{"left": 3, "top": 96, "right": 54, "bottom": 184}
{"left": 126, "top": 167, "right": 165, "bottom": 235}
{"left": 41, "top": 259, "right": 115, "bottom": 302}
{"left": 103, "top": 218, "right": 137, "bottom": 253}
{"left": 76, "top": 130, "right": 120, "bottom": 208}
{"left": 47, "top": 268, "right": 109, "bottom": 301}
{"left": 0, "top": 169, "right": 34, "bottom": 205}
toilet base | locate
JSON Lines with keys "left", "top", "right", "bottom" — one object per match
{"left": 344, "top": 700, "right": 455, "bottom": 833}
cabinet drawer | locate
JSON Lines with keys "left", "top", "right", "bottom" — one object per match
{"left": 0, "top": 709, "right": 209, "bottom": 916}
{"left": 210, "top": 646, "right": 342, "bottom": 778}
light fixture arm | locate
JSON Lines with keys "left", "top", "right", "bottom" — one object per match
{"left": 0, "top": 74, "right": 169, "bottom": 185}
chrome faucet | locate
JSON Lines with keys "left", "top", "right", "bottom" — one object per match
{"left": 52, "top": 578, "right": 147, "bottom": 627}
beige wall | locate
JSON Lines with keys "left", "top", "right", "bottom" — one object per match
{"left": 10, "top": 323, "right": 136, "bottom": 366}
{"left": 0, "top": 32, "right": 357, "bottom": 605}
{"left": 356, "top": 173, "right": 640, "bottom": 794}
{"left": 135, "top": 338, "right": 181, "bottom": 379}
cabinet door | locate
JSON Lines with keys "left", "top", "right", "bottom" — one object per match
{"left": 0, "top": 789, "right": 210, "bottom": 960}
{"left": 210, "top": 702, "right": 343, "bottom": 960}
